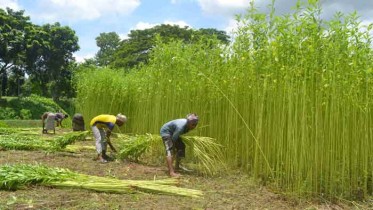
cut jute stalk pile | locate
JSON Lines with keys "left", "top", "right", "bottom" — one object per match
{"left": 0, "top": 131, "right": 89, "bottom": 152}
{"left": 49, "top": 131, "right": 89, "bottom": 151}
{"left": 0, "top": 164, "right": 203, "bottom": 198}
{"left": 64, "top": 145, "right": 96, "bottom": 152}
{"left": 0, "top": 128, "right": 40, "bottom": 135}
{"left": 117, "top": 134, "right": 225, "bottom": 175}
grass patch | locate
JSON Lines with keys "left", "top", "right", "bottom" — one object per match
{"left": 0, "top": 120, "right": 42, "bottom": 128}
{"left": 0, "top": 95, "right": 71, "bottom": 127}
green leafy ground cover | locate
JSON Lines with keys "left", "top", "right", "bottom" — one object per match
{"left": 0, "top": 120, "right": 42, "bottom": 128}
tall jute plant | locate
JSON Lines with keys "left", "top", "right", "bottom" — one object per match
{"left": 76, "top": 0, "right": 373, "bottom": 199}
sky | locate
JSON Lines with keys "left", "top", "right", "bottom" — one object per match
{"left": 1, "top": 0, "right": 373, "bottom": 62}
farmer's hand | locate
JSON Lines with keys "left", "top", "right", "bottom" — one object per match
{"left": 107, "top": 138, "right": 117, "bottom": 153}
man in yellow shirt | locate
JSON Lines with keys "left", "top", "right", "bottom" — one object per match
{"left": 90, "top": 113, "right": 127, "bottom": 163}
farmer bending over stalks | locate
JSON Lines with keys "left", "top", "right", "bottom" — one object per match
{"left": 160, "top": 113, "right": 199, "bottom": 178}
{"left": 41, "top": 112, "right": 68, "bottom": 133}
{"left": 90, "top": 113, "right": 127, "bottom": 163}
{"left": 55, "top": 112, "right": 69, "bottom": 128}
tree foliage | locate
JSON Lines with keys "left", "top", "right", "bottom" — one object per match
{"left": 110, "top": 24, "right": 230, "bottom": 69}
{"left": 25, "top": 23, "right": 79, "bottom": 98}
{"left": 95, "top": 32, "right": 120, "bottom": 67}
{"left": 0, "top": 8, "right": 79, "bottom": 99}
{"left": 0, "top": 8, "right": 31, "bottom": 97}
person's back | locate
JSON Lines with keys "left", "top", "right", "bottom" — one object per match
{"left": 90, "top": 115, "right": 117, "bottom": 130}
{"left": 91, "top": 113, "right": 127, "bottom": 163}
{"left": 55, "top": 112, "right": 68, "bottom": 127}
{"left": 72, "top": 113, "right": 85, "bottom": 131}
{"left": 159, "top": 114, "right": 199, "bottom": 177}
{"left": 160, "top": 119, "right": 188, "bottom": 141}
{"left": 45, "top": 113, "right": 56, "bottom": 134}
{"left": 41, "top": 112, "right": 52, "bottom": 133}
{"left": 41, "top": 112, "right": 51, "bottom": 122}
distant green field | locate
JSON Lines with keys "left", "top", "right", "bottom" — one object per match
{"left": 0, "top": 120, "right": 42, "bottom": 128}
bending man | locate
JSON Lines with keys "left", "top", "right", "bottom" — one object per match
{"left": 160, "top": 113, "right": 199, "bottom": 177}
{"left": 41, "top": 111, "right": 68, "bottom": 133}
{"left": 90, "top": 113, "right": 127, "bottom": 163}
{"left": 55, "top": 112, "right": 69, "bottom": 128}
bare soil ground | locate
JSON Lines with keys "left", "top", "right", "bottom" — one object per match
{"left": 0, "top": 128, "right": 372, "bottom": 209}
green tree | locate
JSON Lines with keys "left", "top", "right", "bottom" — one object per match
{"left": 110, "top": 24, "right": 229, "bottom": 69}
{"left": 95, "top": 32, "right": 120, "bottom": 67}
{"left": 80, "top": 58, "right": 97, "bottom": 67}
{"left": 6, "top": 65, "right": 26, "bottom": 96}
{"left": 196, "top": 28, "right": 230, "bottom": 44}
{"left": 0, "top": 8, "right": 31, "bottom": 97}
{"left": 25, "top": 23, "right": 79, "bottom": 98}
{"left": 0, "top": 8, "right": 79, "bottom": 99}
{"left": 50, "top": 61, "right": 78, "bottom": 99}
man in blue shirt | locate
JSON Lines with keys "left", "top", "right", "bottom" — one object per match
{"left": 160, "top": 113, "right": 199, "bottom": 177}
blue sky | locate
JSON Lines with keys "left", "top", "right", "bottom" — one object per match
{"left": 1, "top": 0, "right": 373, "bottom": 62}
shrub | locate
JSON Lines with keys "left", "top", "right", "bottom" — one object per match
{"left": 20, "top": 109, "right": 32, "bottom": 120}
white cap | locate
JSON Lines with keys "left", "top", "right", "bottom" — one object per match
{"left": 116, "top": 113, "right": 127, "bottom": 123}
{"left": 187, "top": 113, "right": 199, "bottom": 124}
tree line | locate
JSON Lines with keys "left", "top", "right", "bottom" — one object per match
{"left": 1, "top": 7, "right": 230, "bottom": 101}
{"left": 91, "top": 25, "right": 230, "bottom": 69}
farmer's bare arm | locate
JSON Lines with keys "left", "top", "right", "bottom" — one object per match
{"left": 106, "top": 130, "right": 117, "bottom": 152}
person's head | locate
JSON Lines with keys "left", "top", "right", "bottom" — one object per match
{"left": 186, "top": 113, "right": 199, "bottom": 130}
{"left": 116, "top": 113, "right": 127, "bottom": 127}
{"left": 55, "top": 113, "right": 67, "bottom": 121}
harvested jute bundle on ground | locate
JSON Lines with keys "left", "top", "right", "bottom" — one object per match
{"left": 0, "top": 128, "right": 40, "bottom": 135}
{"left": 0, "top": 164, "right": 203, "bottom": 198}
{"left": 49, "top": 131, "right": 89, "bottom": 151}
{"left": 64, "top": 145, "right": 96, "bottom": 152}
{"left": 0, "top": 131, "right": 89, "bottom": 152}
{"left": 0, "top": 134, "right": 49, "bottom": 150}
{"left": 117, "top": 134, "right": 225, "bottom": 175}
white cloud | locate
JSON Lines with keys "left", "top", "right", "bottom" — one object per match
{"left": 171, "top": 0, "right": 177, "bottom": 4}
{"left": 74, "top": 53, "right": 95, "bottom": 63}
{"left": 224, "top": 18, "right": 239, "bottom": 35}
{"left": 196, "top": 0, "right": 251, "bottom": 17}
{"left": 120, "top": 20, "right": 192, "bottom": 40}
{"left": 30, "top": 0, "right": 141, "bottom": 22}
{"left": 164, "top": 20, "right": 191, "bottom": 28}
{"left": 0, "top": 0, "right": 20, "bottom": 10}
{"left": 133, "top": 22, "right": 160, "bottom": 30}
{"left": 131, "top": 21, "right": 191, "bottom": 31}
{"left": 118, "top": 33, "right": 129, "bottom": 40}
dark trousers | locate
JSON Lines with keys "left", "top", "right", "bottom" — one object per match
{"left": 162, "top": 136, "right": 185, "bottom": 158}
